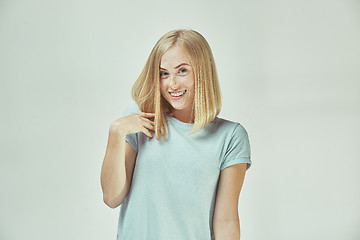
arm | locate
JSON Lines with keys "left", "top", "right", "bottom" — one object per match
{"left": 100, "top": 112, "right": 155, "bottom": 208}
{"left": 100, "top": 127, "right": 136, "bottom": 208}
{"left": 213, "top": 163, "right": 247, "bottom": 240}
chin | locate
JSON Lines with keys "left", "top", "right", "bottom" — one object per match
{"left": 171, "top": 104, "right": 192, "bottom": 113}
{"left": 170, "top": 105, "right": 184, "bottom": 110}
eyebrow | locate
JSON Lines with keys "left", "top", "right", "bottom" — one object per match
{"left": 160, "top": 63, "right": 190, "bottom": 70}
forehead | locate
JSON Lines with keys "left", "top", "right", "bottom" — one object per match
{"left": 160, "top": 45, "right": 191, "bottom": 68}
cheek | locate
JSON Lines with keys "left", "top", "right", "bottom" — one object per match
{"left": 187, "top": 76, "right": 195, "bottom": 91}
{"left": 160, "top": 82, "right": 167, "bottom": 96}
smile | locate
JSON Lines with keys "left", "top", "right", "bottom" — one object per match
{"left": 169, "top": 90, "right": 186, "bottom": 97}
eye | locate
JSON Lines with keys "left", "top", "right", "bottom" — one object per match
{"left": 160, "top": 72, "right": 168, "bottom": 77}
{"left": 179, "top": 68, "right": 187, "bottom": 74}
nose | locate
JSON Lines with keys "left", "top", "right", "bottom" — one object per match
{"left": 169, "top": 74, "right": 179, "bottom": 89}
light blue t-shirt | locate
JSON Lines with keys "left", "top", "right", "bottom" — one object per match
{"left": 117, "top": 104, "right": 251, "bottom": 240}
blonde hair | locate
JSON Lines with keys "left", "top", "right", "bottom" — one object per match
{"left": 131, "top": 29, "right": 221, "bottom": 140}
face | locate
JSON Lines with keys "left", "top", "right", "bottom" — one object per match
{"left": 159, "top": 45, "right": 195, "bottom": 122}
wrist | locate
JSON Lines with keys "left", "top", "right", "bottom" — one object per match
{"left": 109, "top": 123, "right": 128, "bottom": 137}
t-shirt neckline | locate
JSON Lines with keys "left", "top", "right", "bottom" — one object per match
{"left": 166, "top": 115, "right": 194, "bottom": 128}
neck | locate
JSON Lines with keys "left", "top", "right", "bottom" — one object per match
{"left": 172, "top": 108, "right": 194, "bottom": 124}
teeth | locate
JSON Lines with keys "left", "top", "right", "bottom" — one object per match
{"left": 170, "top": 90, "right": 186, "bottom": 97}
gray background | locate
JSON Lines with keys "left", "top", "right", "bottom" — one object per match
{"left": 1, "top": 0, "right": 359, "bottom": 239}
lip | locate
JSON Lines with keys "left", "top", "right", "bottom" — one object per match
{"left": 169, "top": 90, "right": 186, "bottom": 99}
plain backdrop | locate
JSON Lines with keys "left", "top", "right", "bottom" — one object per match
{"left": 1, "top": 0, "right": 359, "bottom": 239}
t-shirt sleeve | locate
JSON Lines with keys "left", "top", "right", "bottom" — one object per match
{"left": 122, "top": 103, "right": 141, "bottom": 152}
{"left": 220, "top": 123, "right": 252, "bottom": 171}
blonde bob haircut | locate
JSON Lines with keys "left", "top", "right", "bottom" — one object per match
{"left": 131, "top": 29, "right": 221, "bottom": 140}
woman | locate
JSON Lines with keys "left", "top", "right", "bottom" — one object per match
{"left": 100, "top": 29, "right": 252, "bottom": 240}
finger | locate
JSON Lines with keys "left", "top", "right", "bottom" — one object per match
{"left": 141, "top": 117, "right": 155, "bottom": 129}
{"left": 141, "top": 127, "right": 153, "bottom": 138}
{"left": 142, "top": 121, "right": 155, "bottom": 132}
{"left": 141, "top": 117, "right": 155, "bottom": 126}
{"left": 139, "top": 112, "right": 156, "bottom": 118}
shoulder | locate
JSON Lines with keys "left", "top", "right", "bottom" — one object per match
{"left": 211, "top": 117, "right": 248, "bottom": 137}
{"left": 122, "top": 103, "right": 141, "bottom": 116}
